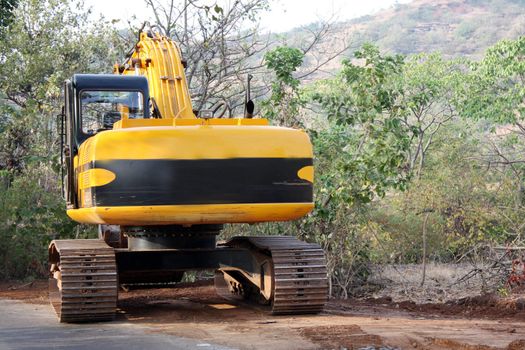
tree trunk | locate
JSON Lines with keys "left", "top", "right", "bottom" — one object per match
{"left": 517, "top": 174, "right": 525, "bottom": 209}
{"left": 420, "top": 212, "right": 430, "bottom": 287}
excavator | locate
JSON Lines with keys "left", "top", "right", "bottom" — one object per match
{"left": 49, "top": 29, "right": 328, "bottom": 322}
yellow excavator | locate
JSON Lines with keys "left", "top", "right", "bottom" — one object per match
{"left": 49, "top": 30, "right": 328, "bottom": 322}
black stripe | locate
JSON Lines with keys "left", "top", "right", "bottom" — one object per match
{"left": 91, "top": 158, "right": 312, "bottom": 206}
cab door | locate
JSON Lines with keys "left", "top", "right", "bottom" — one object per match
{"left": 62, "top": 81, "right": 78, "bottom": 209}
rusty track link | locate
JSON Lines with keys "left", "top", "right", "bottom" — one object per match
{"left": 48, "top": 239, "right": 118, "bottom": 323}
{"left": 223, "top": 236, "right": 328, "bottom": 314}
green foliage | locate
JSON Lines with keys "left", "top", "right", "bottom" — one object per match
{"left": 368, "top": 118, "right": 520, "bottom": 264}
{"left": 264, "top": 46, "right": 303, "bottom": 88}
{"left": 261, "top": 46, "right": 304, "bottom": 126}
{"left": 281, "top": 44, "right": 413, "bottom": 296}
{"left": 401, "top": 53, "right": 461, "bottom": 114}
{"left": 0, "top": 0, "right": 123, "bottom": 114}
{"left": 396, "top": 52, "right": 466, "bottom": 177}
{"left": 458, "top": 36, "right": 525, "bottom": 124}
{"left": 0, "top": 165, "right": 95, "bottom": 279}
{"left": 312, "top": 44, "right": 411, "bottom": 205}
{"left": 0, "top": 0, "right": 17, "bottom": 34}
{"left": 0, "top": 0, "right": 121, "bottom": 279}
{"left": 0, "top": 118, "right": 30, "bottom": 173}
{"left": 308, "top": 207, "right": 372, "bottom": 298}
{"left": 0, "top": 0, "right": 125, "bottom": 176}
{"left": 316, "top": 44, "right": 405, "bottom": 126}
{"left": 457, "top": 36, "right": 525, "bottom": 217}
{"left": 299, "top": 40, "right": 525, "bottom": 294}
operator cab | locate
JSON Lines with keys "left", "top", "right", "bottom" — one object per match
{"left": 64, "top": 74, "right": 150, "bottom": 146}
{"left": 60, "top": 74, "right": 150, "bottom": 208}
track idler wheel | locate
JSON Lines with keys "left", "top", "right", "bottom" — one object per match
{"left": 215, "top": 236, "right": 328, "bottom": 314}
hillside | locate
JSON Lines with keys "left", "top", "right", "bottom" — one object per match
{"left": 347, "top": 0, "right": 525, "bottom": 57}
{"left": 287, "top": 0, "right": 525, "bottom": 77}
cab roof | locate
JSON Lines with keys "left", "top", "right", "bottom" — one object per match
{"left": 72, "top": 74, "right": 149, "bottom": 93}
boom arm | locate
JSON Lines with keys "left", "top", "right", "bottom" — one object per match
{"left": 114, "top": 31, "right": 195, "bottom": 119}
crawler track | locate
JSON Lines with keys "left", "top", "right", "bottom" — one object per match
{"left": 48, "top": 239, "right": 118, "bottom": 322}
{"left": 221, "top": 236, "right": 328, "bottom": 314}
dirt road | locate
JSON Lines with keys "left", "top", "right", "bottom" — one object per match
{"left": 0, "top": 298, "right": 232, "bottom": 350}
{"left": 1, "top": 280, "right": 524, "bottom": 350}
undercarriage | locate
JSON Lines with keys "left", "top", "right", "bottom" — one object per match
{"left": 48, "top": 225, "right": 328, "bottom": 322}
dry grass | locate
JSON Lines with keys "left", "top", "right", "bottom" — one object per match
{"left": 368, "top": 263, "right": 504, "bottom": 303}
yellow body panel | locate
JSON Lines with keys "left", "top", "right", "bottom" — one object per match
{"left": 77, "top": 125, "right": 312, "bottom": 165}
{"left": 67, "top": 203, "right": 313, "bottom": 225}
{"left": 69, "top": 123, "right": 314, "bottom": 225}
{"left": 78, "top": 168, "right": 116, "bottom": 190}
{"left": 113, "top": 117, "right": 269, "bottom": 129}
{"left": 297, "top": 166, "right": 314, "bottom": 182}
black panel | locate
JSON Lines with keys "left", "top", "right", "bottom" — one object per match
{"left": 87, "top": 158, "right": 312, "bottom": 206}
{"left": 73, "top": 74, "right": 149, "bottom": 94}
{"left": 123, "top": 224, "right": 222, "bottom": 250}
{"left": 115, "top": 248, "right": 257, "bottom": 274}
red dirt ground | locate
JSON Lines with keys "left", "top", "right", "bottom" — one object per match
{"left": 1, "top": 280, "right": 525, "bottom": 350}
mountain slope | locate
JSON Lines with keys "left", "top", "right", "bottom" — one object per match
{"left": 343, "top": 0, "right": 525, "bottom": 57}
{"left": 285, "top": 0, "right": 525, "bottom": 78}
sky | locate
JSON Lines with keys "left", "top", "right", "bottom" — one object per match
{"left": 84, "top": 0, "right": 412, "bottom": 33}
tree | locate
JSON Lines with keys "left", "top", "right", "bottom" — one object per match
{"left": 0, "top": 0, "right": 124, "bottom": 174}
{"left": 261, "top": 46, "right": 304, "bottom": 126}
{"left": 143, "top": 0, "right": 270, "bottom": 114}
{"left": 312, "top": 44, "right": 411, "bottom": 205}
{"left": 0, "top": 0, "right": 17, "bottom": 35}
{"left": 291, "top": 44, "right": 412, "bottom": 296}
{"left": 143, "top": 0, "right": 353, "bottom": 116}
{"left": 458, "top": 36, "right": 525, "bottom": 125}
{"left": 457, "top": 37, "right": 525, "bottom": 207}
{"left": 0, "top": 0, "right": 122, "bottom": 279}
{"left": 398, "top": 53, "right": 463, "bottom": 178}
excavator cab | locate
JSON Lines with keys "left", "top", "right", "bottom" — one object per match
{"left": 64, "top": 74, "right": 149, "bottom": 141}
{"left": 60, "top": 74, "right": 149, "bottom": 208}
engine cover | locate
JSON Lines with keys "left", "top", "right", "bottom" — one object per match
{"left": 68, "top": 120, "right": 314, "bottom": 225}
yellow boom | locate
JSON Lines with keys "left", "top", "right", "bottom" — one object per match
{"left": 114, "top": 32, "right": 195, "bottom": 119}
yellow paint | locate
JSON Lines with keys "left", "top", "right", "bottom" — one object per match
{"left": 67, "top": 203, "right": 314, "bottom": 225}
{"left": 118, "top": 32, "right": 195, "bottom": 119}
{"left": 76, "top": 125, "right": 313, "bottom": 166}
{"left": 112, "top": 117, "right": 269, "bottom": 129}
{"left": 78, "top": 168, "right": 116, "bottom": 190}
{"left": 73, "top": 155, "right": 82, "bottom": 207}
{"left": 118, "top": 104, "right": 129, "bottom": 119}
{"left": 208, "top": 304, "right": 237, "bottom": 310}
{"left": 297, "top": 166, "right": 314, "bottom": 183}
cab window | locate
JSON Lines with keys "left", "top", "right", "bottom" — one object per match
{"left": 80, "top": 90, "right": 144, "bottom": 134}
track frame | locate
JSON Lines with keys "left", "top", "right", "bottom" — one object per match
{"left": 49, "top": 236, "right": 328, "bottom": 322}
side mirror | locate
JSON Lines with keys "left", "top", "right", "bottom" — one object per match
{"left": 244, "top": 74, "right": 254, "bottom": 119}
